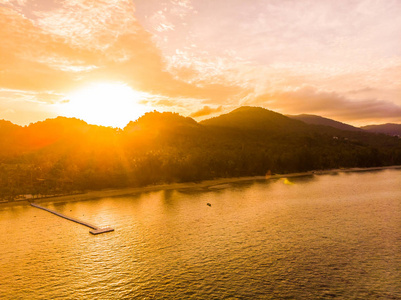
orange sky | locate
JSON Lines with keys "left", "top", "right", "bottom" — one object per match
{"left": 0, "top": 0, "right": 401, "bottom": 127}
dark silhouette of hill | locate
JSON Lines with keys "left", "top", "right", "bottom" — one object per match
{"left": 0, "top": 120, "right": 24, "bottom": 156}
{"left": 1, "top": 107, "right": 401, "bottom": 201}
{"left": 125, "top": 111, "right": 197, "bottom": 131}
{"left": 199, "top": 107, "right": 373, "bottom": 143}
{"left": 288, "top": 114, "right": 361, "bottom": 132}
{"left": 124, "top": 111, "right": 198, "bottom": 140}
{"left": 200, "top": 106, "right": 308, "bottom": 133}
{"left": 0, "top": 119, "right": 19, "bottom": 132}
{"left": 361, "top": 123, "right": 401, "bottom": 136}
{"left": 21, "top": 117, "right": 92, "bottom": 149}
{"left": 123, "top": 111, "right": 200, "bottom": 153}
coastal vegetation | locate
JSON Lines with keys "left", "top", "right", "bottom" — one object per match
{"left": 1, "top": 106, "right": 401, "bottom": 201}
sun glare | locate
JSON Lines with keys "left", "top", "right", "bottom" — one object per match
{"left": 60, "top": 82, "right": 153, "bottom": 128}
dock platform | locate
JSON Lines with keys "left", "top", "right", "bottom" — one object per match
{"left": 31, "top": 203, "right": 114, "bottom": 235}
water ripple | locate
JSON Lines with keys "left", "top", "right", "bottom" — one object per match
{"left": 1, "top": 170, "right": 401, "bottom": 299}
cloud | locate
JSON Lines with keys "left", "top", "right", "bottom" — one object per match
{"left": 139, "top": 95, "right": 198, "bottom": 110}
{"left": 189, "top": 105, "right": 222, "bottom": 118}
{"left": 0, "top": 88, "right": 64, "bottom": 106}
{"left": 36, "top": 92, "right": 66, "bottom": 104}
{"left": 154, "top": 99, "right": 177, "bottom": 107}
{"left": 149, "top": 10, "right": 175, "bottom": 32}
{"left": 1, "top": 108, "right": 15, "bottom": 114}
{"left": 135, "top": 0, "right": 401, "bottom": 107}
{"left": 0, "top": 7, "right": 91, "bottom": 92}
{"left": 0, "top": 0, "right": 26, "bottom": 6}
{"left": 33, "top": 0, "right": 139, "bottom": 49}
{"left": 0, "top": 88, "right": 58, "bottom": 125}
{"left": 0, "top": 1, "right": 242, "bottom": 104}
{"left": 2, "top": 0, "right": 401, "bottom": 126}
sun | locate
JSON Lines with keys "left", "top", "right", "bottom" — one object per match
{"left": 60, "top": 82, "right": 153, "bottom": 128}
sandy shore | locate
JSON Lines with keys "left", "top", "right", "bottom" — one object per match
{"left": 2, "top": 165, "right": 401, "bottom": 207}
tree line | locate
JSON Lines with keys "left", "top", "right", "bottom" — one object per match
{"left": 1, "top": 109, "right": 401, "bottom": 201}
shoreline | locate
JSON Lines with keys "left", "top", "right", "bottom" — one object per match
{"left": 2, "top": 165, "right": 401, "bottom": 208}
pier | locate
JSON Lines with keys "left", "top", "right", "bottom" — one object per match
{"left": 30, "top": 203, "right": 114, "bottom": 235}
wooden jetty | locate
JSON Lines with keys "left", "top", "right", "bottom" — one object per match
{"left": 30, "top": 203, "right": 114, "bottom": 235}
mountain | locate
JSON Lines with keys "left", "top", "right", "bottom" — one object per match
{"left": 124, "top": 111, "right": 197, "bottom": 132}
{"left": 22, "top": 117, "right": 91, "bottom": 148}
{"left": 361, "top": 123, "right": 401, "bottom": 136}
{"left": 2, "top": 107, "right": 401, "bottom": 201}
{"left": 0, "top": 117, "right": 119, "bottom": 157}
{"left": 288, "top": 114, "right": 361, "bottom": 132}
{"left": 200, "top": 106, "right": 308, "bottom": 133}
{"left": 123, "top": 111, "right": 199, "bottom": 147}
{"left": 0, "top": 120, "right": 24, "bottom": 156}
{"left": 0, "top": 119, "right": 20, "bottom": 132}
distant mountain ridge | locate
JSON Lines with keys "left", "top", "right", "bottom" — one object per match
{"left": 361, "top": 123, "right": 401, "bottom": 136}
{"left": 288, "top": 114, "right": 361, "bottom": 132}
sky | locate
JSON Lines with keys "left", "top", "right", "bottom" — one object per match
{"left": 0, "top": 0, "right": 400, "bottom": 127}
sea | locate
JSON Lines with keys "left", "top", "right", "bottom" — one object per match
{"left": 1, "top": 169, "right": 400, "bottom": 299}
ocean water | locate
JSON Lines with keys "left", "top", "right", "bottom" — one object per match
{"left": 1, "top": 169, "right": 400, "bottom": 299}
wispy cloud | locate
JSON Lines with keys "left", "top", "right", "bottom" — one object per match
{"left": 0, "top": 88, "right": 59, "bottom": 125}
{"left": 189, "top": 105, "right": 223, "bottom": 118}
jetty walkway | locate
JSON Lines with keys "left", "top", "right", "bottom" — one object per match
{"left": 31, "top": 203, "right": 114, "bottom": 235}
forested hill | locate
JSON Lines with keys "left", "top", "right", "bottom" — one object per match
{"left": 361, "top": 123, "right": 401, "bottom": 136}
{"left": 1, "top": 107, "right": 401, "bottom": 201}
{"left": 200, "top": 106, "right": 308, "bottom": 132}
{"left": 288, "top": 114, "right": 361, "bottom": 132}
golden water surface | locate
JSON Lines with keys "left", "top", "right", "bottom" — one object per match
{"left": 1, "top": 169, "right": 400, "bottom": 299}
